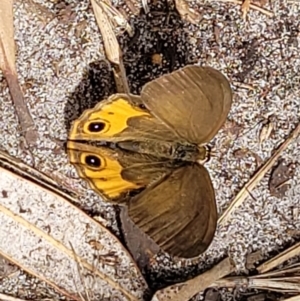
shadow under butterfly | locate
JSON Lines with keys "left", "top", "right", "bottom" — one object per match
{"left": 67, "top": 65, "right": 232, "bottom": 259}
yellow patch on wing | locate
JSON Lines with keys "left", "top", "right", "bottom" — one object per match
{"left": 67, "top": 141, "right": 142, "bottom": 199}
{"left": 82, "top": 152, "right": 141, "bottom": 198}
{"left": 84, "top": 98, "right": 150, "bottom": 137}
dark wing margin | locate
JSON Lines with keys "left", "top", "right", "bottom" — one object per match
{"left": 128, "top": 163, "right": 217, "bottom": 258}
{"left": 141, "top": 65, "right": 232, "bottom": 144}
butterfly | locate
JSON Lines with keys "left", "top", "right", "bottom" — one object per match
{"left": 67, "top": 65, "right": 232, "bottom": 258}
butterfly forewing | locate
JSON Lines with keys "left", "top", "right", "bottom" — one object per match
{"left": 69, "top": 94, "right": 183, "bottom": 144}
{"left": 141, "top": 66, "right": 232, "bottom": 144}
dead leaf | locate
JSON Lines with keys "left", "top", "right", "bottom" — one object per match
{"left": 241, "top": 0, "right": 251, "bottom": 20}
{"left": 0, "top": 151, "right": 148, "bottom": 301}
{"left": 214, "top": 25, "right": 221, "bottom": 45}
{"left": 245, "top": 250, "right": 264, "bottom": 270}
{"left": 174, "top": 0, "right": 202, "bottom": 24}
{"left": 223, "top": 120, "right": 241, "bottom": 138}
{"left": 124, "top": 0, "right": 141, "bottom": 16}
{"left": 269, "top": 159, "right": 296, "bottom": 198}
{"left": 0, "top": 0, "right": 38, "bottom": 145}
{"left": 259, "top": 120, "right": 274, "bottom": 145}
{"left": 204, "top": 289, "right": 220, "bottom": 301}
{"left": 233, "top": 148, "right": 263, "bottom": 167}
{"left": 252, "top": 0, "right": 268, "bottom": 7}
{"left": 151, "top": 53, "right": 163, "bottom": 66}
{"left": 233, "top": 148, "right": 250, "bottom": 159}
{"left": 22, "top": 0, "right": 55, "bottom": 25}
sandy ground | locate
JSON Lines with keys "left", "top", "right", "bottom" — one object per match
{"left": 0, "top": 0, "right": 299, "bottom": 300}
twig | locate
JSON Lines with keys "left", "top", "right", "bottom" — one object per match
{"left": 153, "top": 257, "right": 235, "bottom": 301}
{"left": 211, "top": 0, "right": 274, "bottom": 17}
{"left": 232, "top": 81, "right": 256, "bottom": 91}
{"left": 219, "top": 122, "right": 300, "bottom": 226}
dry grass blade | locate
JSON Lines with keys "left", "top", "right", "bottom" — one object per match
{"left": 0, "top": 0, "right": 38, "bottom": 145}
{"left": 112, "top": 61, "right": 130, "bottom": 93}
{"left": 153, "top": 258, "right": 235, "bottom": 301}
{"left": 256, "top": 279, "right": 300, "bottom": 291}
{"left": 211, "top": 247, "right": 300, "bottom": 295}
{"left": 215, "top": 276, "right": 300, "bottom": 293}
{"left": 141, "top": 0, "right": 150, "bottom": 13}
{"left": 219, "top": 122, "right": 300, "bottom": 226}
{"left": 99, "top": 0, "right": 134, "bottom": 37}
{"left": 91, "top": 0, "right": 130, "bottom": 93}
{"left": 211, "top": 0, "right": 274, "bottom": 17}
{"left": 257, "top": 242, "right": 300, "bottom": 274}
{"left": 0, "top": 293, "right": 27, "bottom": 301}
{"left": 214, "top": 262, "right": 300, "bottom": 293}
{"left": 91, "top": 0, "right": 121, "bottom": 65}
{"left": 174, "top": 0, "right": 202, "bottom": 24}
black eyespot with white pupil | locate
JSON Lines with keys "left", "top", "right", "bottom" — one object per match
{"left": 85, "top": 155, "right": 101, "bottom": 167}
{"left": 88, "top": 122, "right": 105, "bottom": 132}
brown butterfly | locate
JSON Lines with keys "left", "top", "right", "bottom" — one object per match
{"left": 67, "top": 65, "right": 232, "bottom": 258}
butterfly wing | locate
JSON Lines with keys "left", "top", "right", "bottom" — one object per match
{"left": 128, "top": 163, "right": 217, "bottom": 258}
{"left": 67, "top": 141, "right": 178, "bottom": 200}
{"left": 141, "top": 66, "right": 232, "bottom": 144}
{"left": 68, "top": 94, "right": 181, "bottom": 144}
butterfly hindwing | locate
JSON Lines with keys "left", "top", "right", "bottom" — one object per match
{"left": 128, "top": 163, "right": 217, "bottom": 258}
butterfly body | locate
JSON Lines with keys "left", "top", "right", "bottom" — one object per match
{"left": 117, "top": 139, "right": 206, "bottom": 162}
{"left": 67, "top": 65, "right": 232, "bottom": 258}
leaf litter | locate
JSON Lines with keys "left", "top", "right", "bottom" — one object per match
{"left": 0, "top": 1, "right": 299, "bottom": 297}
